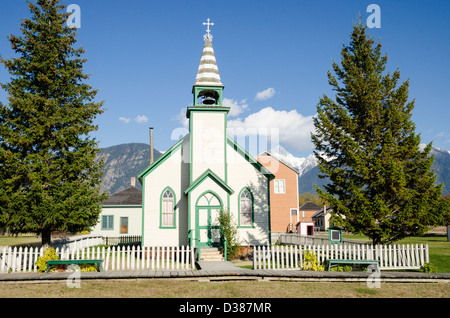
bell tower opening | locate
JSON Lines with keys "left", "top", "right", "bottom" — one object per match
{"left": 194, "top": 88, "right": 222, "bottom": 106}
{"left": 198, "top": 90, "right": 218, "bottom": 105}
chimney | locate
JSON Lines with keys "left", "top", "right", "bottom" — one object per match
{"left": 324, "top": 205, "right": 327, "bottom": 215}
{"left": 131, "top": 177, "right": 136, "bottom": 187}
{"left": 149, "top": 127, "right": 154, "bottom": 165}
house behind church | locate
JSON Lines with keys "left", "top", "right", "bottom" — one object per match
{"left": 90, "top": 178, "right": 142, "bottom": 237}
{"left": 257, "top": 151, "right": 299, "bottom": 236}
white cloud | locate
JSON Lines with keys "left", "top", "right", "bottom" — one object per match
{"left": 223, "top": 98, "right": 248, "bottom": 117}
{"left": 135, "top": 115, "right": 148, "bottom": 124}
{"left": 255, "top": 88, "right": 276, "bottom": 101}
{"left": 176, "top": 108, "right": 189, "bottom": 128}
{"left": 119, "top": 117, "right": 130, "bottom": 124}
{"left": 227, "top": 107, "right": 315, "bottom": 152}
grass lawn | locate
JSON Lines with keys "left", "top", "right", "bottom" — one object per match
{"left": 0, "top": 235, "right": 41, "bottom": 247}
{"left": 0, "top": 279, "right": 448, "bottom": 298}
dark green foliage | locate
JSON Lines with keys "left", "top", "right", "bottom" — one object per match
{"left": 0, "top": 0, "right": 107, "bottom": 245}
{"left": 311, "top": 21, "right": 446, "bottom": 245}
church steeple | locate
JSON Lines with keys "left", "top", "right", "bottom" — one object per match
{"left": 193, "top": 18, "right": 224, "bottom": 106}
{"left": 194, "top": 38, "right": 223, "bottom": 87}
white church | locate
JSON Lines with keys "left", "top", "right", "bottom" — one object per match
{"left": 92, "top": 20, "right": 275, "bottom": 251}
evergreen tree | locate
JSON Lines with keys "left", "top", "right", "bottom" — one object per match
{"left": 311, "top": 21, "right": 445, "bottom": 245}
{"left": 0, "top": 0, "right": 107, "bottom": 245}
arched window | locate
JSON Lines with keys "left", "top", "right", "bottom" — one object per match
{"left": 239, "top": 188, "right": 253, "bottom": 227}
{"left": 161, "top": 188, "right": 175, "bottom": 228}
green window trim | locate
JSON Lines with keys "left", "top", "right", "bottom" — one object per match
{"left": 101, "top": 215, "right": 114, "bottom": 230}
{"left": 159, "top": 186, "right": 177, "bottom": 229}
{"left": 195, "top": 190, "right": 224, "bottom": 207}
{"left": 238, "top": 187, "right": 254, "bottom": 228}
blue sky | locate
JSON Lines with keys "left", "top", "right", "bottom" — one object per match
{"left": 1, "top": 0, "right": 449, "bottom": 158}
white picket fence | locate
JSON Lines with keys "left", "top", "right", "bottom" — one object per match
{"left": 253, "top": 243, "right": 429, "bottom": 270}
{"left": 0, "top": 245, "right": 195, "bottom": 273}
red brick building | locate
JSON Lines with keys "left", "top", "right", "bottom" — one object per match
{"left": 257, "top": 151, "right": 299, "bottom": 234}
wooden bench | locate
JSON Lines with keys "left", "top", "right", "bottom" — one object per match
{"left": 327, "top": 259, "right": 380, "bottom": 272}
{"left": 46, "top": 259, "right": 103, "bottom": 273}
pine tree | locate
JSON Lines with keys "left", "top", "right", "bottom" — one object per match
{"left": 0, "top": 0, "right": 107, "bottom": 245}
{"left": 311, "top": 21, "right": 445, "bottom": 245}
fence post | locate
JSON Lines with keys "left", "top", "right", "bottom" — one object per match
{"left": 252, "top": 246, "right": 256, "bottom": 270}
{"left": 275, "top": 245, "right": 279, "bottom": 269}
{"left": 419, "top": 244, "right": 424, "bottom": 267}
{"left": 156, "top": 246, "right": 160, "bottom": 270}
{"left": 0, "top": 247, "right": 5, "bottom": 273}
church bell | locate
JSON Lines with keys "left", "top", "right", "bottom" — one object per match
{"left": 201, "top": 93, "right": 217, "bottom": 105}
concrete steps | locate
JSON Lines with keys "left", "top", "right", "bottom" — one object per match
{"left": 199, "top": 247, "right": 224, "bottom": 262}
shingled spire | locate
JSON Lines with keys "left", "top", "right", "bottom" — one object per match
{"left": 194, "top": 18, "right": 223, "bottom": 87}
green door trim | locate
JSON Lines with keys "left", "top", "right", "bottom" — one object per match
{"left": 195, "top": 205, "right": 222, "bottom": 248}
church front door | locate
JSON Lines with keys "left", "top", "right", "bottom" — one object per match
{"left": 195, "top": 192, "right": 222, "bottom": 248}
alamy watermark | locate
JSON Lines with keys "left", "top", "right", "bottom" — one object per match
{"left": 366, "top": 265, "right": 381, "bottom": 288}
{"left": 67, "top": 4, "right": 81, "bottom": 29}
{"left": 66, "top": 264, "right": 81, "bottom": 288}
{"left": 366, "top": 4, "right": 381, "bottom": 28}
{"left": 169, "top": 125, "right": 281, "bottom": 173}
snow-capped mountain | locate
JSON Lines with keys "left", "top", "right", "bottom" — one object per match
{"left": 269, "top": 144, "right": 450, "bottom": 196}
{"left": 269, "top": 145, "right": 317, "bottom": 177}
{"left": 97, "top": 143, "right": 449, "bottom": 196}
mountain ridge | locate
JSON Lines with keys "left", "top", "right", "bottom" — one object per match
{"left": 96, "top": 143, "right": 162, "bottom": 195}
{"left": 97, "top": 142, "right": 450, "bottom": 196}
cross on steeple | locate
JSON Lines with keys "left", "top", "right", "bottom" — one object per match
{"left": 203, "top": 18, "right": 214, "bottom": 41}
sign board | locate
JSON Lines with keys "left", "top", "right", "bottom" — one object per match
{"left": 328, "top": 226, "right": 343, "bottom": 243}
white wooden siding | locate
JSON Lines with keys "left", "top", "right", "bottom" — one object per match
{"left": 226, "top": 142, "right": 270, "bottom": 245}
{"left": 142, "top": 142, "right": 190, "bottom": 247}
{"left": 191, "top": 112, "right": 226, "bottom": 181}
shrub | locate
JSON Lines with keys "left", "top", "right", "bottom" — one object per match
{"left": 81, "top": 264, "right": 98, "bottom": 272}
{"left": 35, "top": 247, "right": 60, "bottom": 273}
{"left": 301, "top": 250, "right": 325, "bottom": 271}
{"left": 422, "top": 262, "right": 437, "bottom": 273}
{"left": 217, "top": 209, "right": 240, "bottom": 260}
{"left": 330, "top": 265, "right": 353, "bottom": 272}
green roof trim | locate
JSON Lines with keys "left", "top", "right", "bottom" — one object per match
{"left": 226, "top": 136, "right": 275, "bottom": 180}
{"left": 184, "top": 169, "right": 234, "bottom": 195}
{"left": 138, "top": 134, "right": 189, "bottom": 182}
{"left": 186, "top": 106, "right": 230, "bottom": 118}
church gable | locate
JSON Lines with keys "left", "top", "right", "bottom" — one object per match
{"left": 185, "top": 169, "right": 234, "bottom": 195}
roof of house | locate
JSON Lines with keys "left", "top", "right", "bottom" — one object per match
{"left": 257, "top": 151, "right": 299, "bottom": 175}
{"left": 312, "top": 206, "right": 332, "bottom": 218}
{"left": 103, "top": 187, "right": 142, "bottom": 206}
{"left": 299, "top": 201, "right": 322, "bottom": 211}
